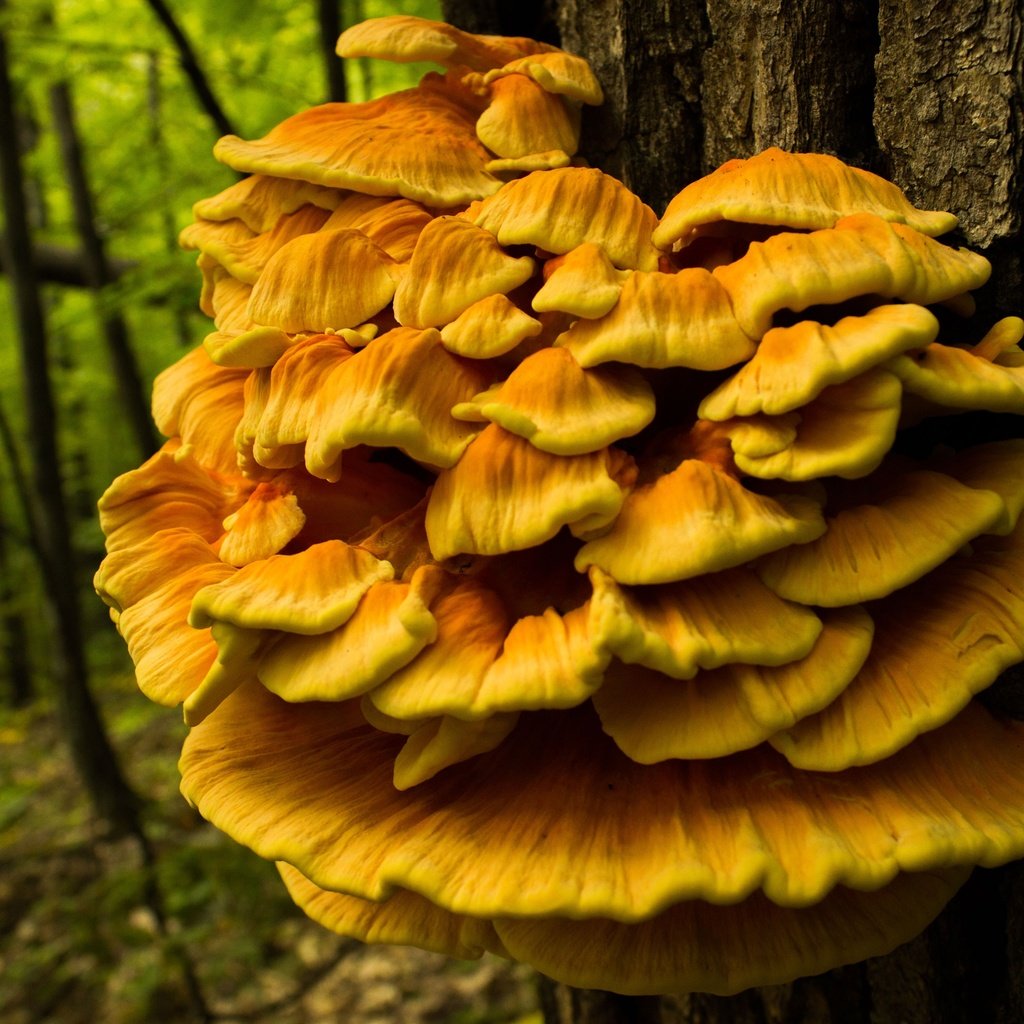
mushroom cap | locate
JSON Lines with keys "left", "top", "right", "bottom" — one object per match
{"left": 426, "top": 425, "right": 632, "bottom": 560}
{"left": 247, "top": 229, "right": 399, "bottom": 335}
{"left": 724, "top": 368, "right": 904, "bottom": 481}
{"left": 575, "top": 459, "right": 826, "bottom": 585}
{"left": 181, "top": 680, "right": 1024, "bottom": 919}
{"left": 699, "top": 303, "right": 939, "bottom": 420}
{"left": 452, "top": 346, "right": 655, "bottom": 455}
{"left": 714, "top": 213, "right": 991, "bottom": 339}
{"left": 214, "top": 79, "right": 502, "bottom": 207}
{"left": 393, "top": 216, "right": 536, "bottom": 328}
{"left": 655, "top": 148, "right": 959, "bottom": 250}
{"left": 484, "top": 52, "right": 604, "bottom": 105}
{"left": 555, "top": 266, "right": 755, "bottom": 370}
{"left": 770, "top": 521, "right": 1024, "bottom": 770}
{"left": 336, "top": 15, "right": 556, "bottom": 72}
{"left": 192, "top": 174, "right": 342, "bottom": 234}
{"left": 592, "top": 605, "right": 873, "bottom": 761}
{"left": 588, "top": 566, "right": 823, "bottom": 680}
{"left": 439, "top": 293, "right": 542, "bottom": 358}
{"left": 754, "top": 457, "right": 1020, "bottom": 605}
{"left": 475, "top": 73, "right": 580, "bottom": 160}
{"left": 471, "top": 166, "right": 661, "bottom": 271}
{"left": 532, "top": 242, "right": 630, "bottom": 319}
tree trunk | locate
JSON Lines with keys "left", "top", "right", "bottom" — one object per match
{"left": 441, "top": 1, "right": 1024, "bottom": 1020}
{"left": 319, "top": 0, "right": 347, "bottom": 103}
{"left": 48, "top": 78, "right": 159, "bottom": 459}
{"left": 0, "top": 19, "right": 140, "bottom": 837}
{"left": 143, "top": 0, "right": 237, "bottom": 139}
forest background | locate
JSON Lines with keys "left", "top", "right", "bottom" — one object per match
{"left": 0, "top": 1, "right": 545, "bottom": 1021}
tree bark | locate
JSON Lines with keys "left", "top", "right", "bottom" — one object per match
{"left": 440, "top": 2, "right": 1024, "bottom": 1021}
{"left": 0, "top": 19, "right": 141, "bottom": 836}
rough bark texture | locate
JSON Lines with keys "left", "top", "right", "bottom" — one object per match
{"left": 445, "top": 2, "right": 1023, "bottom": 1021}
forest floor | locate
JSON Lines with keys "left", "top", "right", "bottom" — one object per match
{"left": 0, "top": 661, "right": 541, "bottom": 1024}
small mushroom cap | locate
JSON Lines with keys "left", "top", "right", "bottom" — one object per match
{"left": 217, "top": 483, "right": 306, "bottom": 567}
{"left": 556, "top": 267, "right": 755, "bottom": 370}
{"left": 120, "top": 568, "right": 232, "bottom": 707}
{"left": 248, "top": 229, "right": 399, "bottom": 334}
{"left": 425, "top": 425, "right": 631, "bottom": 560}
{"left": 370, "top": 597, "right": 607, "bottom": 720}
{"left": 321, "top": 192, "right": 433, "bottom": 262}
{"left": 937, "top": 439, "right": 1024, "bottom": 534}
{"left": 151, "top": 346, "right": 248, "bottom": 476}
{"left": 193, "top": 174, "right": 342, "bottom": 233}
{"left": 714, "top": 214, "right": 992, "bottom": 339}
{"left": 97, "top": 447, "right": 239, "bottom": 553}
{"left": 699, "top": 304, "right": 939, "bottom": 420}
{"left": 475, "top": 74, "right": 580, "bottom": 159}
{"left": 885, "top": 328, "right": 1024, "bottom": 413}
{"left": 365, "top": 578, "right": 509, "bottom": 720}
{"left": 439, "top": 293, "right": 542, "bottom": 358}
{"left": 588, "top": 566, "right": 824, "bottom": 680}
{"left": 725, "top": 368, "right": 904, "bottom": 481}
{"left": 203, "top": 325, "right": 294, "bottom": 369}
{"left": 575, "top": 459, "right": 826, "bottom": 585}
{"left": 181, "top": 679, "right": 1024, "bottom": 918}
{"left": 393, "top": 216, "right": 536, "bottom": 328}
{"left": 256, "top": 566, "right": 442, "bottom": 703}
{"left": 336, "top": 15, "right": 556, "bottom": 72}
{"left": 654, "top": 148, "right": 958, "bottom": 250}
{"left": 214, "top": 81, "right": 502, "bottom": 207}
{"left": 190, "top": 540, "right": 394, "bottom": 634}
{"left": 471, "top": 167, "right": 661, "bottom": 271}
{"left": 393, "top": 712, "right": 519, "bottom": 789}
{"left": 770, "top": 523, "right": 1024, "bottom": 771}
{"left": 452, "top": 347, "right": 655, "bottom": 455}
{"left": 532, "top": 242, "right": 630, "bottom": 319}
{"left": 244, "top": 333, "right": 354, "bottom": 455}
{"left": 755, "top": 465, "right": 1014, "bottom": 605}
{"left": 592, "top": 605, "right": 873, "bottom": 761}
{"left": 303, "top": 327, "right": 491, "bottom": 474}
{"left": 484, "top": 52, "right": 603, "bottom": 105}
{"left": 181, "top": 204, "right": 331, "bottom": 285}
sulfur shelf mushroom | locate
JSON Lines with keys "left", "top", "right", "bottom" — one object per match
{"left": 95, "top": 14, "right": 1024, "bottom": 1001}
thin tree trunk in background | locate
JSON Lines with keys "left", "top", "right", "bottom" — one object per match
{"left": 0, "top": 21, "right": 140, "bottom": 836}
{"left": 0, "top": 513, "right": 34, "bottom": 707}
{"left": 49, "top": 79, "right": 159, "bottom": 459}
{"left": 318, "top": 0, "right": 347, "bottom": 103}
{"left": 143, "top": 0, "right": 237, "bottom": 139}
{"left": 147, "top": 52, "right": 194, "bottom": 349}
{"left": 443, "top": 1, "right": 1024, "bottom": 1021}
{"left": 0, "top": 402, "right": 36, "bottom": 706}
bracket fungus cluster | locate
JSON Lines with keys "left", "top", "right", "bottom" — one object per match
{"left": 95, "top": 16, "right": 1024, "bottom": 997}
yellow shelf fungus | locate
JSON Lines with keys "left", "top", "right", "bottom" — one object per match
{"left": 95, "top": 13, "right": 1024, "bottom": 999}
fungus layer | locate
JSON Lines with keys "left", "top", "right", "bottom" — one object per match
{"left": 96, "top": 13, "right": 1024, "bottom": 999}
